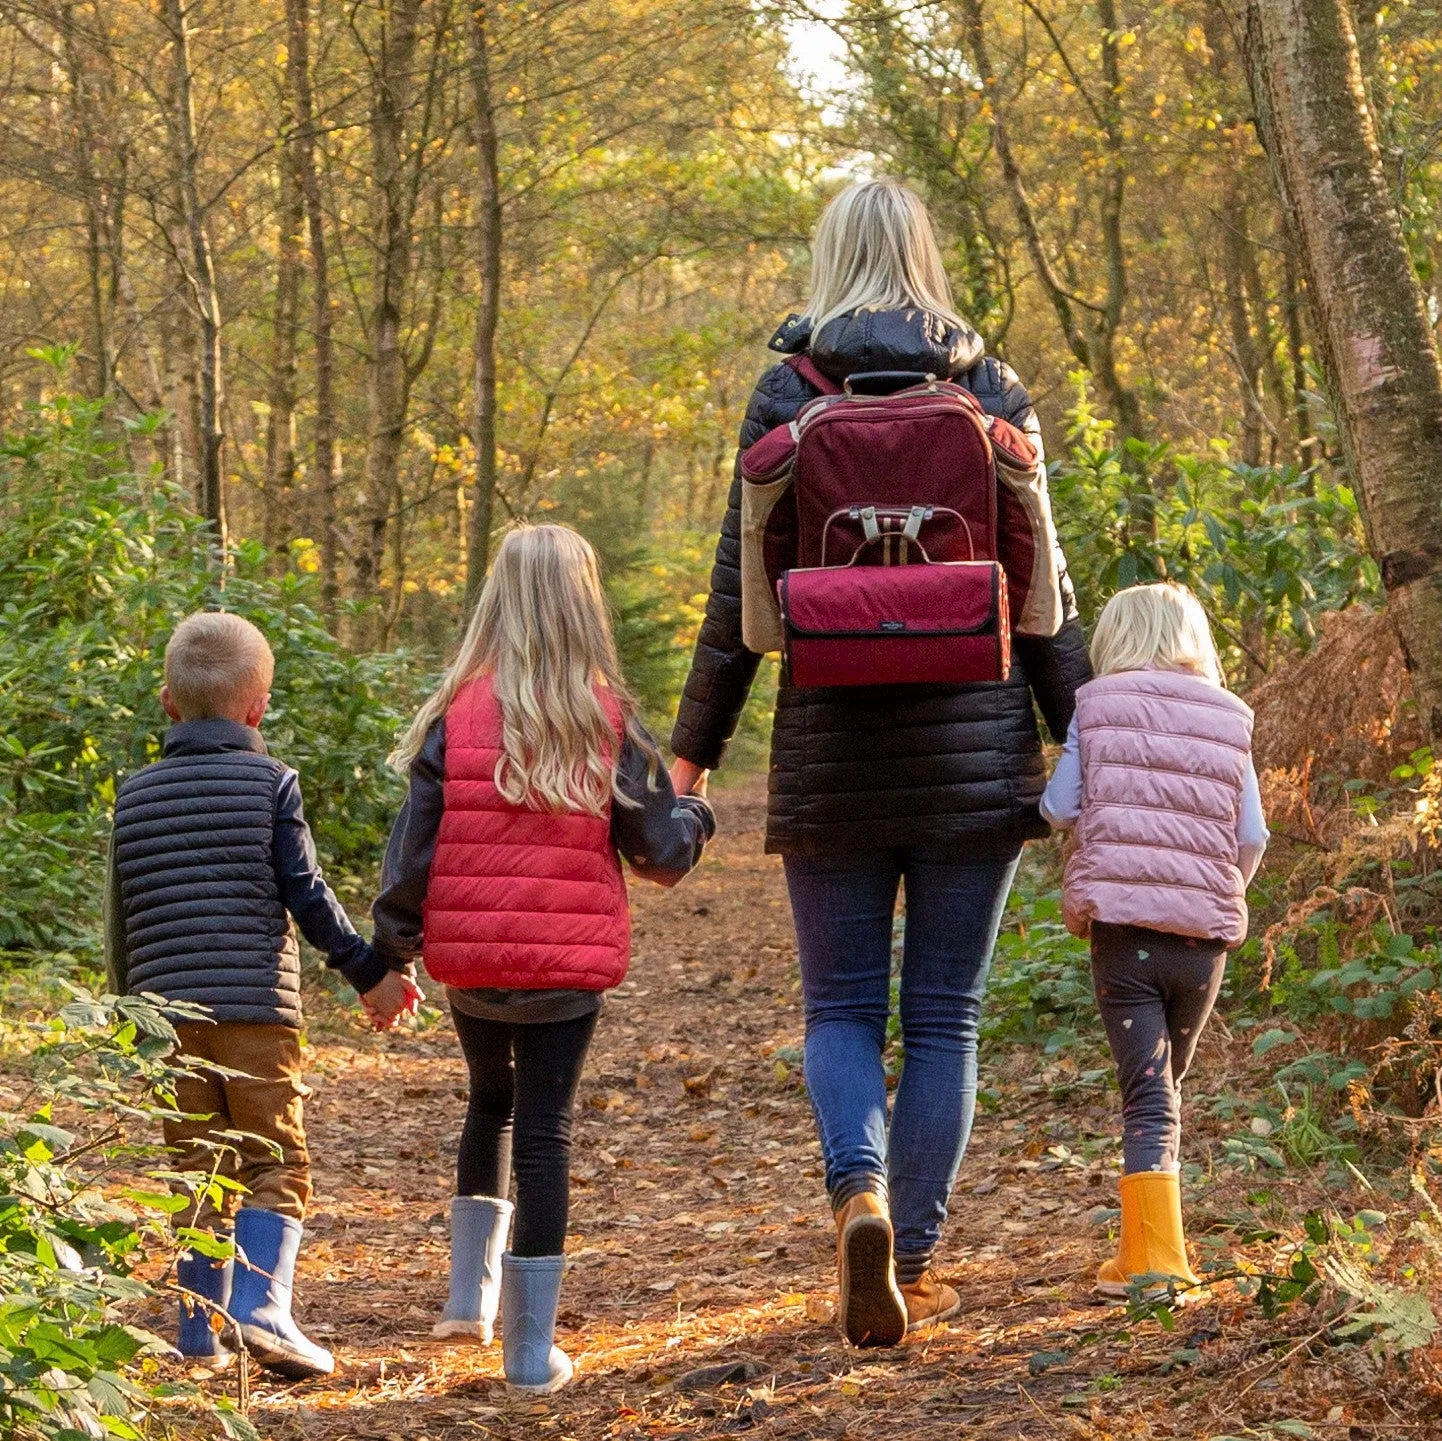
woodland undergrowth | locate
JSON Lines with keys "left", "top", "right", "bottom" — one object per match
{"left": 4, "top": 369, "right": 1442, "bottom": 1434}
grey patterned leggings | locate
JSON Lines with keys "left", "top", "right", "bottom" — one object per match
{"left": 1090, "top": 923, "right": 1228, "bottom": 1174}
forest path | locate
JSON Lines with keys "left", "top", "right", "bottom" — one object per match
{"left": 240, "top": 783, "right": 1313, "bottom": 1441}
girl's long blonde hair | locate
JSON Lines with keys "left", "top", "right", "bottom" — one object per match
{"left": 801, "top": 178, "right": 968, "bottom": 336}
{"left": 390, "top": 524, "right": 656, "bottom": 814}
{"left": 1090, "top": 582, "right": 1225, "bottom": 686}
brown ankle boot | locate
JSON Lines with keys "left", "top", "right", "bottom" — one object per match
{"left": 834, "top": 1191, "right": 907, "bottom": 1347}
{"left": 899, "top": 1270, "right": 960, "bottom": 1332}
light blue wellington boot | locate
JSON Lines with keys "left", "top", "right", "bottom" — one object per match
{"left": 176, "top": 1246, "right": 234, "bottom": 1366}
{"left": 433, "top": 1195, "right": 513, "bottom": 1342}
{"left": 501, "top": 1253, "right": 573, "bottom": 1393}
{"left": 229, "top": 1208, "right": 335, "bottom": 1380}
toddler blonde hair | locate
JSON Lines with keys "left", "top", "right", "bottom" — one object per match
{"left": 390, "top": 524, "right": 655, "bottom": 814}
{"left": 164, "top": 611, "right": 275, "bottom": 720}
{"left": 1090, "top": 582, "right": 1224, "bottom": 686}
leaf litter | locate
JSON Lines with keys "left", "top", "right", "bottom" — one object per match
{"left": 123, "top": 782, "right": 1440, "bottom": 1439}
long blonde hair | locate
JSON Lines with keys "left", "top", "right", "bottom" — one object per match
{"left": 390, "top": 525, "right": 656, "bottom": 814}
{"left": 801, "top": 179, "right": 967, "bottom": 335}
{"left": 1090, "top": 582, "right": 1225, "bottom": 686}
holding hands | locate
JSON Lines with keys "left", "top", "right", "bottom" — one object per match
{"left": 669, "top": 758, "right": 709, "bottom": 798}
{"left": 362, "top": 969, "right": 425, "bottom": 1031}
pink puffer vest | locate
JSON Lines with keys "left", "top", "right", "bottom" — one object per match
{"left": 1063, "top": 669, "right": 1254, "bottom": 947}
{"left": 422, "top": 676, "right": 630, "bottom": 991}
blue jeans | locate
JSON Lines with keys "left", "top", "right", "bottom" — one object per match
{"left": 784, "top": 847, "right": 1020, "bottom": 1272}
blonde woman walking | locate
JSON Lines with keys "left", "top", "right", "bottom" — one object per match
{"left": 669, "top": 179, "right": 1092, "bottom": 1345}
{"left": 373, "top": 524, "right": 714, "bottom": 1392}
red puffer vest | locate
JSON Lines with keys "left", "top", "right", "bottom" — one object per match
{"left": 421, "top": 676, "right": 630, "bottom": 991}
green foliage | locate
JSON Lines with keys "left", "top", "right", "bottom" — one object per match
{"left": 984, "top": 871, "right": 1099, "bottom": 1053}
{"left": 0, "top": 986, "right": 258, "bottom": 1441}
{"left": 1052, "top": 375, "right": 1377, "bottom": 676}
{"left": 0, "top": 367, "right": 417, "bottom": 955}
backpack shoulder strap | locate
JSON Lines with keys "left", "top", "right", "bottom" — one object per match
{"left": 785, "top": 353, "right": 843, "bottom": 396}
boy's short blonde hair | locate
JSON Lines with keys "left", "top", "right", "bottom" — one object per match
{"left": 164, "top": 612, "right": 275, "bottom": 720}
{"left": 1090, "top": 581, "right": 1224, "bottom": 686}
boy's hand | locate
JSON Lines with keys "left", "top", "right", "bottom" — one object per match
{"left": 361, "top": 970, "right": 424, "bottom": 1031}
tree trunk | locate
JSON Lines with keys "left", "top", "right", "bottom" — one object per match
{"left": 164, "top": 0, "right": 225, "bottom": 559}
{"left": 1241, "top": 232, "right": 1293, "bottom": 463}
{"left": 966, "top": 0, "right": 1144, "bottom": 463}
{"left": 464, "top": 0, "right": 503, "bottom": 617}
{"left": 286, "top": 0, "right": 340, "bottom": 618}
{"left": 1246, "top": 0, "right": 1442, "bottom": 741}
{"left": 1091, "top": 0, "right": 1145, "bottom": 462}
{"left": 358, "top": 0, "right": 423, "bottom": 615}
{"left": 60, "top": 4, "right": 110, "bottom": 398}
{"left": 1281, "top": 246, "right": 1317, "bottom": 473}
{"left": 1220, "top": 184, "right": 1265, "bottom": 466}
{"left": 263, "top": 143, "right": 303, "bottom": 557}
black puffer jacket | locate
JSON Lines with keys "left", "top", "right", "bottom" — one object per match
{"left": 670, "top": 308, "right": 1093, "bottom": 856}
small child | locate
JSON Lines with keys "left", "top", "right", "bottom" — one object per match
{"left": 1040, "top": 582, "right": 1267, "bottom": 1299}
{"left": 105, "top": 611, "right": 421, "bottom": 1377}
{"left": 373, "top": 524, "right": 713, "bottom": 1394}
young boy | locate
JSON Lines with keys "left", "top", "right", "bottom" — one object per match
{"left": 104, "top": 611, "right": 421, "bottom": 1378}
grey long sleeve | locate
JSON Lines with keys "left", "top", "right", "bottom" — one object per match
{"left": 1040, "top": 715, "right": 1269, "bottom": 883}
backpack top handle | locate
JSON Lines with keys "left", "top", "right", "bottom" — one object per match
{"left": 842, "top": 370, "right": 937, "bottom": 396}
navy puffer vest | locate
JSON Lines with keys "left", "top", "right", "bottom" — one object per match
{"left": 112, "top": 720, "right": 300, "bottom": 1026}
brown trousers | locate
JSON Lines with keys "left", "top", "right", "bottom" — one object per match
{"left": 163, "top": 1021, "right": 311, "bottom": 1228}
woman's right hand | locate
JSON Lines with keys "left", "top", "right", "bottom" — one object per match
{"left": 670, "top": 758, "right": 708, "bottom": 797}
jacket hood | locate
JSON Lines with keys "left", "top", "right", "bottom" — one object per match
{"left": 767, "top": 308, "right": 984, "bottom": 382}
{"left": 163, "top": 718, "right": 268, "bottom": 758}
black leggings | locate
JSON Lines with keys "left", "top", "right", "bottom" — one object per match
{"left": 1090, "top": 923, "right": 1227, "bottom": 1174}
{"left": 450, "top": 1007, "right": 597, "bottom": 1257}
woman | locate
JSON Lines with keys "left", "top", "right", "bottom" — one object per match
{"left": 669, "top": 179, "right": 1091, "bottom": 1346}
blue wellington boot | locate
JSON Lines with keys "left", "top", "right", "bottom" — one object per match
{"left": 177, "top": 1247, "right": 234, "bottom": 1366}
{"left": 501, "top": 1253, "right": 573, "bottom": 1393}
{"left": 433, "top": 1195, "right": 513, "bottom": 1343}
{"left": 229, "top": 1208, "right": 335, "bottom": 1380}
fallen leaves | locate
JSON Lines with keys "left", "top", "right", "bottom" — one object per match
{"left": 118, "top": 778, "right": 1425, "bottom": 1441}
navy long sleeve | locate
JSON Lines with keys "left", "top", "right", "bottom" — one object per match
{"left": 273, "top": 771, "right": 388, "bottom": 995}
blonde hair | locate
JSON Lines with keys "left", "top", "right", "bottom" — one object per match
{"left": 164, "top": 611, "right": 275, "bottom": 719}
{"left": 1090, "top": 582, "right": 1224, "bottom": 686}
{"left": 801, "top": 179, "right": 967, "bottom": 335}
{"left": 390, "top": 525, "right": 656, "bottom": 814}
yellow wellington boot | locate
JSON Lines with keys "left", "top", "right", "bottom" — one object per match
{"left": 834, "top": 1192, "right": 907, "bottom": 1348}
{"left": 1095, "top": 1170, "right": 1203, "bottom": 1302}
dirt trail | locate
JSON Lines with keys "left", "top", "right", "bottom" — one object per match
{"left": 223, "top": 782, "right": 1411, "bottom": 1441}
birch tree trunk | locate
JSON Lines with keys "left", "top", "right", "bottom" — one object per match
{"left": 286, "top": 0, "right": 340, "bottom": 617}
{"left": 164, "top": 0, "right": 226, "bottom": 557}
{"left": 463, "top": 0, "right": 502, "bottom": 617}
{"left": 1246, "top": 0, "right": 1442, "bottom": 740}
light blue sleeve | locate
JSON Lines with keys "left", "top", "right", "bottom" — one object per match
{"left": 1039, "top": 716, "right": 1082, "bottom": 829}
{"left": 1236, "top": 754, "right": 1269, "bottom": 885}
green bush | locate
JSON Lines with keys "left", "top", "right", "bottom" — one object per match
{"left": 1051, "top": 373, "right": 1376, "bottom": 673}
{"left": 0, "top": 353, "right": 417, "bottom": 957}
{"left": 0, "top": 988, "right": 257, "bottom": 1440}
{"left": 984, "top": 869, "right": 1100, "bottom": 1053}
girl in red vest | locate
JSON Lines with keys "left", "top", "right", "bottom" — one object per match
{"left": 373, "top": 524, "right": 714, "bottom": 1392}
{"left": 1041, "top": 583, "right": 1267, "bottom": 1302}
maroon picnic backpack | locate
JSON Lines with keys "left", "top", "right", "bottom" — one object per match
{"left": 739, "top": 355, "right": 1059, "bottom": 688}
